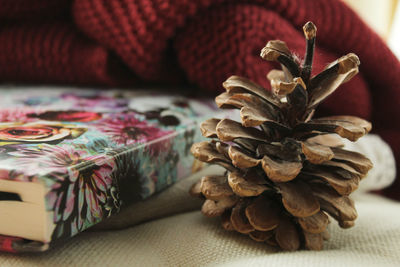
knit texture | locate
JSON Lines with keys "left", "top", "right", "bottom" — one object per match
{"left": 0, "top": 0, "right": 399, "bottom": 198}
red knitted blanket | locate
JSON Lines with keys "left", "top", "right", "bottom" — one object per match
{"left": 1, "top": 0, "right": 400, "bottom": 199}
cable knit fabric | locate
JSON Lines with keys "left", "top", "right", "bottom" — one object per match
{"left": 0, "top": 0, "right": 399, "bottom": 199}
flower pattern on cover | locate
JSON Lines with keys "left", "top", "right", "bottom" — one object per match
{"left": 95, "top": 112, "right": 171, "bottom": 146}
{"left": 0, "top": 89, "right": 212, "bottom": 249}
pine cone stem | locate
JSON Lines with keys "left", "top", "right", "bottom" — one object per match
{"left": 302, "top": 21, "right": 317, "bottom": 84}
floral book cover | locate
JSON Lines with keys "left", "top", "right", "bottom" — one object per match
{"left": 0, "top": 88, "right": 216, "bottom": 253}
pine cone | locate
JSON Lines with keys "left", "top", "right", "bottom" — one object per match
{"left": 190, "top": 22, "right": 373, "bottom": 251}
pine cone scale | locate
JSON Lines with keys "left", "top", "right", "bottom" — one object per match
{"left": 261, "top": 155, "right": 302, "bottom": 182}
{"left": 304, "top": 170, "right": 359, "bottom": 195}
{"left": 330, "top": 147, "right": 373, "bottom": 174}
{"left": 245, "top": 194, "right": 280, "bottom": 231}
{"left": 230, "top": 200, "right": 255, "bottom": 234}
{"left": 223, "top": 76, "right": 282, "bottom": 108}
{"left": 200, "top": 175, "right": 234, "bottom": 200}
{"left": 249, "top": 230, "right": 274, "bottom": 242}
{"left": 216, "top": 92, "right": 280, "bottom": 122}
{"left": 308, "top": 53, "right": 360, "bottom": 108}
{"left": 275, "top": 217, "right": 301, "bottom": 251}
{"left": 297, "top": 210, "right": 330, "bottom": 234}
{"left": 304, "top": 232, "right": 324, "bottom": 251}
{"left": 311, "top": 183, "right": 357, "bottom": 222}
{"left": 228, "top": 146, "right": 260, "bottom": 168}
{"left": 301, "top": 141, "right": 334, "bottom": 164}
{"left": 200, "top": 118, "right": 220, "bottom": 138}
{"left": 227, "top": 172, "right": 268, "bottom": 197}
{"left": 278, "top": 180, "right": 320, "bottom": 218}
{"left": 216, "top": 119, "right": 269, "bottom": 142}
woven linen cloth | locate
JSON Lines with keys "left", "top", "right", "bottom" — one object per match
{"left": 1, "top": 0, "right": 400, "bottom": 199}
{"left": 0, "top": 134, "right": 398, "bottom": 266}
{"left": 0, "top": 194, "right": 399, "bottom": 266}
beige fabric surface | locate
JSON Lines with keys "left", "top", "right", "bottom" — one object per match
{"left": 0, "top": 193, "right": 399, "bottom": 266}
{"left": 0, "top": 135, "right": 399, "bottom": 266}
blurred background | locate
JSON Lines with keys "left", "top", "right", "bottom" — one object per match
{"left": 344, "top": 0, "right": 399, "bottom": 58}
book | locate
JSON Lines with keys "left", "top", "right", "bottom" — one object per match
{"left": 0, "top": 88, "right": 214, "bottom": 253}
